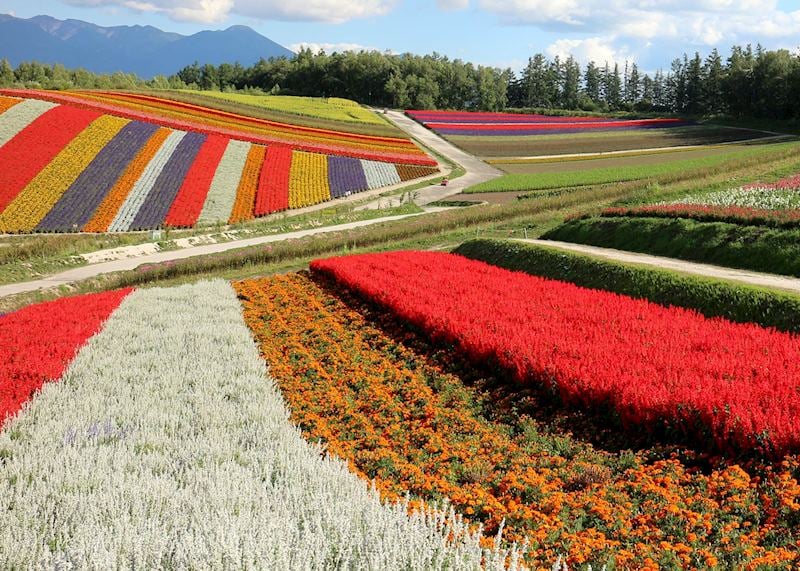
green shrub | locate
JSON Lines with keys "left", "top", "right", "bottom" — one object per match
{"left": 453, "top": 238, "right": 800, "bottom": 333}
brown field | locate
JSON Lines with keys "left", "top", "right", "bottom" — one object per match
{"left": 448, "top": 125, "right": 773, "bottom": 158}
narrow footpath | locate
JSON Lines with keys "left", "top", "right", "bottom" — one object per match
{"left": 0, "top": 213, "right": 423, "bottom": 298}
{"left": 519, "top": 239, "right": 800, "bottom": 295}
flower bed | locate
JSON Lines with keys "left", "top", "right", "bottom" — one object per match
{"left": 312, "top": 251, "right": 800, "bottom": 457}
{"left": 407, "top": 109, "right": 690, "bottom": 137}
{"left": 0, "top": 96, "right": 439, "bottom": 233}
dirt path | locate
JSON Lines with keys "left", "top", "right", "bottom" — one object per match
{"left": 0, "top": 213, "right": 424, "bottom": 298}
{"left": 359, "top": 111, "right": 503, "bottom": 209}
{"left": 519, "top": 239, "right": 800, "bottom": 294}
{"left": 3, "top": 108, "right": 500, "bottom": 299}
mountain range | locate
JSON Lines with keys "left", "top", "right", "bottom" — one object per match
{"left": 0, "top": 14, "right": 295, "bottom": 78}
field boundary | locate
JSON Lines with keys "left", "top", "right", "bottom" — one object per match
{"left": 486, "top": 134, "right": 794, "bottom": 164}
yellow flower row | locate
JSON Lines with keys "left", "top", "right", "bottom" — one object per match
{"left": 288, "top": 151, "right": 331, "bottom": 209}
{"left": 0, "top": 115, "right": 129, "bottom": 233}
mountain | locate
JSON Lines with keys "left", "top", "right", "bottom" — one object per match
{"left": 0, "top": 14, "right": 294, "bottom": 78}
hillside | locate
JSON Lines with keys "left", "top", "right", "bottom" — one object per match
{"left": 0, "top": 14, "right": 294, "bottom": 77}
{"left": 0, "top": 90, "right": 438, "bottom": 233}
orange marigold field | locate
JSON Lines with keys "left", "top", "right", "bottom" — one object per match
{"left": 234, "top": 272, "right": 800, "bottom": 570}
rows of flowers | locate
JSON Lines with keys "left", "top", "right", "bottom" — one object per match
{"left": 0, "top": 288, "right": 132, "bottom": 427}
{"left": 407, "top": 109, "right": 690, "bottom": 137}
{"left": 0, "top": 97, "right": 440, "bottom": 233}
{"left": 600, "top": 172, "right": 800, "bottom": 227}
{"left": 235, "top": 271, "right": 800, "bottom": 569}
{"left": 0, "top": 280, "right": 522, "bottom": 569}
{"left": 312, "top": 251, "right": 800, "bottom": 457}
{"left": 0, "top": 114, "right": 129, "bottom": 233}
{"left": 1, "top": 89, "right": 436, "bottom": 166}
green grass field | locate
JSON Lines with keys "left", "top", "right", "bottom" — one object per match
{"left": 465, "top": 141, "right": 800, "bottom": 193}
{"left": 194, "top": 91, "right": 386, "bottom": 125}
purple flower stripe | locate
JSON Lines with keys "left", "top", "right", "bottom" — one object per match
{"left": 36, "top": 122, "right": 160, "bottom": 233}
{"left": 130, "top": 131, "right": 206, "bottom": 231}
{"left": 437, "top": 122, "right": 693, "bottom": 137}
{"left": 328, "top": 155, "right": 369, "bottom": 198}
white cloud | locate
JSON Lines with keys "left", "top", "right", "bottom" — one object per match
{"left": 233, "top": 0, "right": 397, "bottom": 23}
{"left": 289, "top": 42, "right": 384, "bottom": 54}
{"left": 64, "top": 0, "right": 397, "bottom": 24}
{"left": 546, "top": 36, "right": 632, "bottom": 67}
{"left": 437, "top": 0, "right": 469, "bottom": 10}
{"left": 65, "top": 0, "right": 233, "bottom": 23}
{"left": 476, "top": 0, "right": 800, "bottom": 45}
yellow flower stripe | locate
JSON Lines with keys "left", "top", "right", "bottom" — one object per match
{"left": 0, "top": 115, "right": 129, "bottom": 233}
{"left": 0, "top": 96, "right": 21, "bottom": 115}
{"left": 288, "top": 151, "right": 330, "bottom": 209}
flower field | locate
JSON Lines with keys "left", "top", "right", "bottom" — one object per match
{"left": 407, "top": 109, "right": 690, "bottom": 137}
{"left": 600, "top": 171, "right": 800, "bottom": 227}
{"left": 4, "top": 252, "right": 800, "bottom": 568}
{"left": 0, "top": 93, "right": 439, "bottom": 233}
{"left": 311, "top": 251, "right": 800, "bottom": 457}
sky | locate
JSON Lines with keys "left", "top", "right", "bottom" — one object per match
{"left": 4, "top": 0, "right": 800, "bottom": 73}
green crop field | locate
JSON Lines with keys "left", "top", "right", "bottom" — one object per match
{"left": 465, "top": 141, "right": 800, "bottom": 193}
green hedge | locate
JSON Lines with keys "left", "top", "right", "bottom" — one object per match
{"left": 542, "top": 216, "right": 800, "bottom": 277}
{"left": 453, "top": 238, "right": 800, "bottom": 333}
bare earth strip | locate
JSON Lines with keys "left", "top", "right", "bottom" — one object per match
{"left": 520, "top": 239, "right": 800, "bottom": 295}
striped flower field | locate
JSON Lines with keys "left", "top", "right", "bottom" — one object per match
{"left": 407, "top": 109, "right": 690, "bottom": 137}
{"left": 0, "top": 92, "right": 439, "bottom": 234}
{"left": 4, "top": 251, "right": 800, "bottom": 569}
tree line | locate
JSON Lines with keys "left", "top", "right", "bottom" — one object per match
{"left": 1, "top": 43, "right": 798, "bottom": 119}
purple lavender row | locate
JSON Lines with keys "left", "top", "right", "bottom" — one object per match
{"left": 328, "top": 155, "right": 369, "bottom": 198}
{"left": 36, "top": 122, "right": 160, "bottom": 232}
{"left": 436, "top": 122, "right": 693, "bottom": 136}
{"left": 130, "top": 131, "right": 206, "bottom": 230}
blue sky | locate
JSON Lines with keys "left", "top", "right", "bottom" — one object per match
{"left": 4, "top": 0, "right": 800, "bottom": 73}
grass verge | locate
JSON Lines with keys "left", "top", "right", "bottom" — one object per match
{"left": 542, "top": 216, "right": 800, "bottom": 278}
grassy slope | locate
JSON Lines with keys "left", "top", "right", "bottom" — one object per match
{"left": 195, "top": 91, "right": 385, "bottom": 125}
{"left": 465, "top": 141, "right": 800, "bottom": 193}
{"left": 543, "top": 216, "right": 800, "bottom": 277}
{"left": 132, "top": 89, "right": 402, "bottom": 138}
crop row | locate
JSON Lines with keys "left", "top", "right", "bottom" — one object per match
{"left": 311, "top": 251, "right": 800, "bottom": 457}
{"left": 0, "top": 281, "right": 521, "bottom": 569}
{"left": 0, "top": 99, "right": 439, "bottom": 233}
{"left": 2, "top": 89, "right": 436, "bottom": 166}
{"left": 235, "top": 271, "right": 800, "bottom": 569}
{"left": 0, "top": 288, "right": 132, "bottom": 427}
{"left": 407, "top": 109, "right": 689, "bottom": 137}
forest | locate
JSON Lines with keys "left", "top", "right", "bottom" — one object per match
{"left": 0, "top": 44, "right": 798, "bottom": 119}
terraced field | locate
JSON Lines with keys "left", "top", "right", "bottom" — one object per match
{"left": 0, "top": 91, "right": 437, "bottom": 233}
